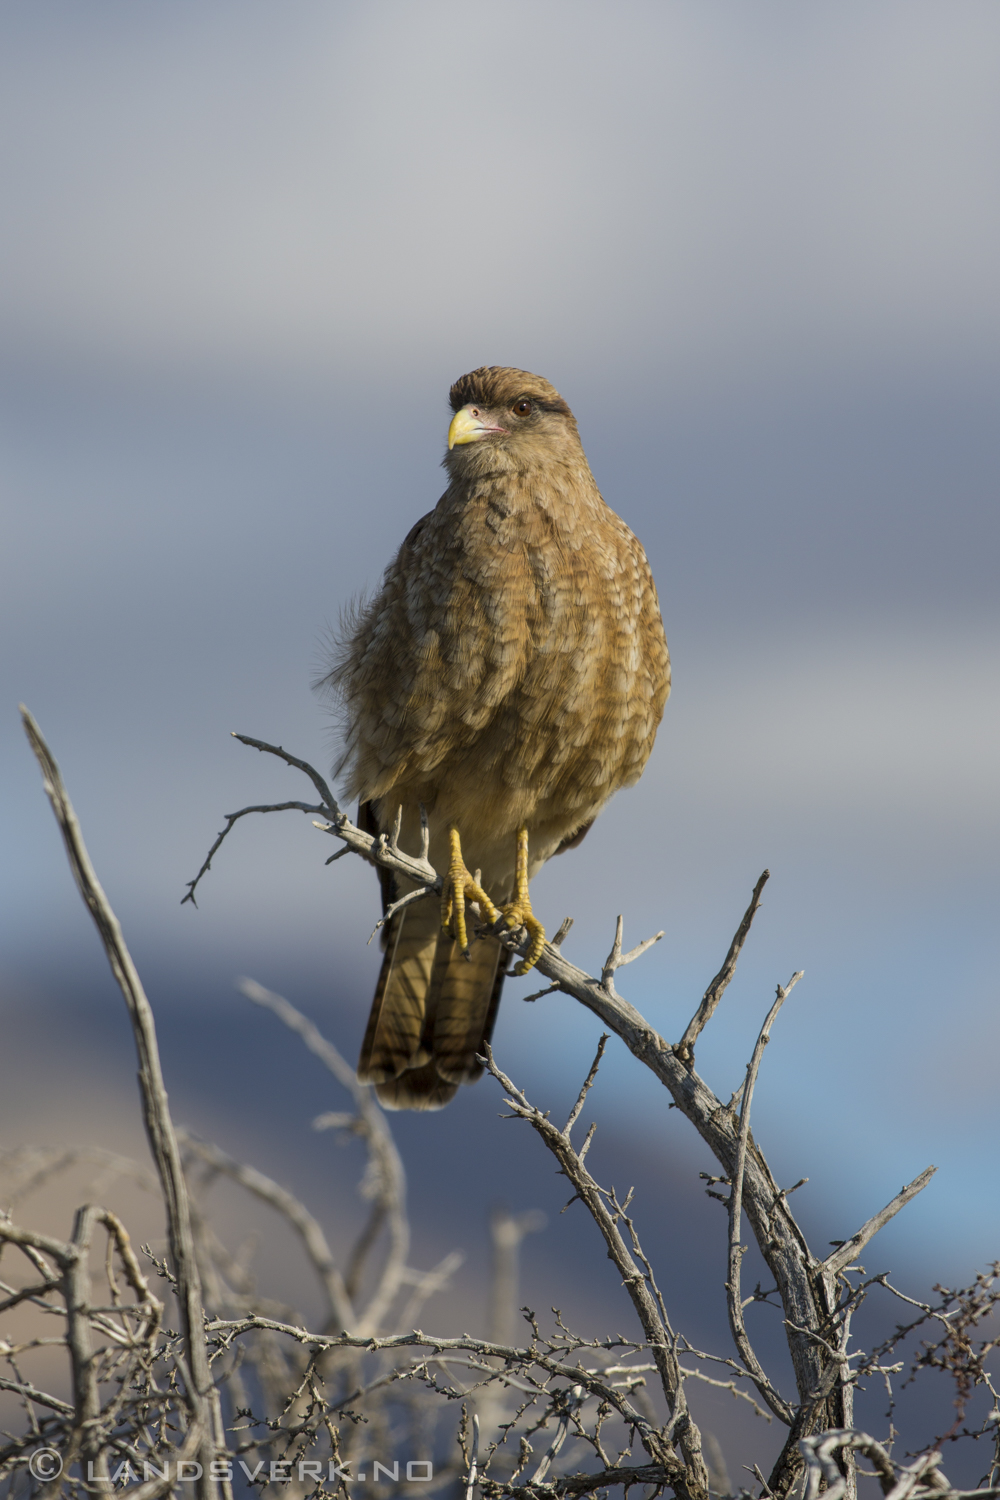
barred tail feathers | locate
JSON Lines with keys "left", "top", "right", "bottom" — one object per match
{"left": 358, "top": 896, "right": 507, "bottom": 1111}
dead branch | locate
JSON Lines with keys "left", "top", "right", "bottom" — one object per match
{"left": 181, "top": 802, "right": 329, "bottom": 907}
{"left": 0, "top": 1146, "right": 159, "bottom": 1208}
{"left": 478, "top": 1043, "right": 709, "bottom": 1499}
{"left": 821, "top": 1168, "right": 938, "bottom": 1280}
{"left": 726, "top": 976, "right": 803, "bottom": 1426}
{"left": 177, "top": 1131, "right": 354, "bottom": 1333}
{"left": 600, "top": 916, "right": 664, "bottom": 995}
{"left": 180, "top": 732, "right": 952, "bottom": 1500}
{"left": 236, "top": 977, "right": 410, "bottom": 1336}
{"left": 21, "top": 706, "right": 220, "bottom": 1499}
{"left": 8, "top": 719, "right": 989, "bottom": 1500}
{"left": 675, "top": 870, "right": 770, "bottom": 1065}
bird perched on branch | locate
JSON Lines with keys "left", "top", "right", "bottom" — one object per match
{"left": 322, "top": 367, "right": 670, "bottom": 1110}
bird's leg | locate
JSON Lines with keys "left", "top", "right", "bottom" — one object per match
{"left": 441, "top": 825, "right": 500, "bottom": 955}
{"left": 501, "top": 827, "right": 546, "bottom": 976}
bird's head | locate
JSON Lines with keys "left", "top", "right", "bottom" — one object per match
{"left": 444, "top": 366, "right": 581, "bottom": 479}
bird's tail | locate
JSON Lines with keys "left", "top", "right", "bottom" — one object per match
{"left": 357, "top": 894, "right": 507, "bottom": 1110}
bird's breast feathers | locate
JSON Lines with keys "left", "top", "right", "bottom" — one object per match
{"left": 333, "top": 475, "right": 668, "bottom": 816}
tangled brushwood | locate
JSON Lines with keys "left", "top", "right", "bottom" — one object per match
{"left": 3, "top": 709, "right": 998, "bottom": 1500}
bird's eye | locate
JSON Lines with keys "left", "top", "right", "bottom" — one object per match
{"left": 514, "top": 399, "right": 532, "bottom": 416}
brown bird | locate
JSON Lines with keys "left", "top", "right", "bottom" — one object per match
{"left": 322, "top": 367, "right": 670, "bottom": 1110}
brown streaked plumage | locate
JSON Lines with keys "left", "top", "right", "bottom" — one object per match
{"left": 321, "top": 367, "right": 670, "bottom": 1110}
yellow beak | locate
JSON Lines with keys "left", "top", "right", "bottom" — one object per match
{"left": 447, "top": 405, "right": 502, "bottom": 450}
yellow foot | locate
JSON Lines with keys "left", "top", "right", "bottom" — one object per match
{"left": 441, "top": 826, "right": 500, "bottom": 955}
{"left": 500, "top": 827, "right": 546, "bottom": 976}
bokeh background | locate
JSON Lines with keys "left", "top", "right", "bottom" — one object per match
{"left": 2, "top": 0, "right": 998, "bottom": 1478}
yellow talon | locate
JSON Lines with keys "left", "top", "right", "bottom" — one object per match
{"left": 501, "top": 827, "right": 546, "bottom": 976}
{"left": 442, "top": 826, "right": 499, "bottom": 954}
{"left": 441, "top": 826, "right": 545, "bottom": 972}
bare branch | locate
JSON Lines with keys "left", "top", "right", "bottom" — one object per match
{"left": 0, "top": 1277, "right": 62, "bottom": 1316}
{"left": 531, "top": 1386, "right": 584, "bottom": 1482}
{"left": 677, "top": 1365, "right": 772, "bottom": 1420}
{"left": 64, "top": 1206, "right": 112, "bottom": 1494}
{"left": 600, "top": 916, "right": 663, "bottom": 994}
{"left": 33, "top": 729, "right": 965, "bottom": 1500}
{"left": 0, "top": 1376, "right": 73, "bottom": 1416}
{"left": 550, "top": 917, "right": 575, "bottom": 948}
{"left": 396, "top": 1251, "right": 465, "bottom": 1334}
{"left": 0, "top": 1145, "right": 159, "bottom": 1206}
{"left": 797, "top": 1430, "right": 1000, "bottom": 1500}
{"left": 181, "top": 739, "right": 944, "bottom": 1469}
{"left": 20, "top": 706, "right": 219, "bottom": 1499}
{"left": 368, "top": 883, "right": 435, "bottom": 943}
{"left": 478, "top": 1045, "right": 709, "bottom": 1495}
{"left": 230, "top": 732, "right": 341, "bottom": 814}
{"left": 183, "top": 736, "right": 444, "bottom": 909}
{"left": 520, "top": 983, "right": 562, "bottom": 1004}
{"left": 676, "top": 870, "right": 770, "bottom": 1064}
{"left": 726, "top": 977, "right": 804, "bottom": 1427}
{"left": 181, "top": 740, "right": 952, "bottom": 1500}
{"left": 821, "top": 1168, "right": 937, "bottom": 1280}
{"left": 0, "top": 1217, "right": 77, "bottom": 1268}
{"left": 204, "top": 1314, "right": 675, "bottom": 1450}
{"left": 564, "top": 1035, "right": 608, "bottom": 1138}
{"left": 177, "top": 1131, "right": 354, "bottom": 1334}
{"left": 801, "top": 1430, "right": 898, "bottom": 1500}
{"left": 465, "top": 1412, "right": 480, "bottom": 1500}
{"left": 312, "top": 809, "right": 439, "bottom": 887}
{"left": 239, "top": 976, "right": 360, "bottom": 1093}
{"left": 224, "top": 754, "right": 909, "bottom": 1468}
{"left": 236, "top": 977, "right": 409, "bottom": 1336}
{"left": 182, "top": 802, "right": 327, "bottom": 907}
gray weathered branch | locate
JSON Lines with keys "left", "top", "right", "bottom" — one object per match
{"left": 236, "top": 977, "right": 410, "bottom": 1336}
{"left": 182, "top": 731, "right": 945, "bottom": 1499}
{"left": 479, "top": 1044, "right": 708, "bottom": 1499}
{"left": 676, "top": 869, "right": 770, "bottom": 1064}
{"left": 726, "top": 975, "right": 803, "bottom": 1426}
{"left": 821, "top": 1168, "right": 937, "bottom": 1280}
{"left": 21, "top": 706, "right": 219, "bottom": 1499}
{"left": 177, "top": 1131, "right": 354, "bottom": 1334}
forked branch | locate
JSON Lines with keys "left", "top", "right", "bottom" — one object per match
{"left": 479, "top": 1043, "right": 709, "bottom": 1498}
{"left": 20, "top": 706, "right": 220, "bottom": 1499}
{"left": 10, "top": 714, "right": 986, "bottom": 1500}
{"left": 180, "top": 730, "right": 942, "bottom": 1500}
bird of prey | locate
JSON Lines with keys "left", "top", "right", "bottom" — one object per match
{"left": 323, "top": 367, "right": 670, "bottom": 1110}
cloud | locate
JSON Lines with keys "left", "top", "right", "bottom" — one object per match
{"left": 659, "top": 624, "right": 1000, "bottom": 853}
{"left": 1, "top": 2, "right": 999, "bottom": 383}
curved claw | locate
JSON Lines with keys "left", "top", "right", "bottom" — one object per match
{"left": 501, "top": 826, "right": 546, "bottom": 975}
{"left": 442, "top": 826, "right": 499, "bottom": 954}
{"left": 441, "top": 825, "right": 545, "bottom": 971}
{"left": 503, "top": 908, "right": 547, "bottom": 976}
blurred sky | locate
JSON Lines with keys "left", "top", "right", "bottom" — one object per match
{"left": 1, "top": 0, "right": 999, "bottom": 1359}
